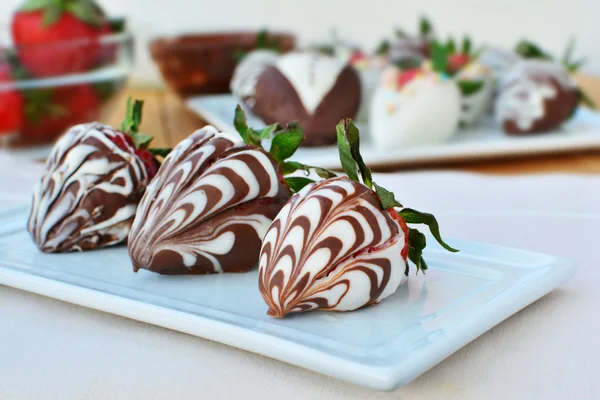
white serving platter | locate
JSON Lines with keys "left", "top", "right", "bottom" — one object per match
{"left": 0, "top": 208, "right": 575, "bottom": 391}
{"left": 187, "top": 94, "right": 600, "bottom": 170}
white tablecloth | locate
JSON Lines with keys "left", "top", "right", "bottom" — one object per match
{"left": 1, "top": 152, "right": 598, "bottom": 400}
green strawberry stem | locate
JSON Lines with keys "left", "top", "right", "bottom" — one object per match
{"left": 234, "top": 29, "right": 281, "bottom": 63}
{"left": 336, "top": 118, "right": 458, "bottom": 274}
{"left": 430, "top": 41, "right": 449, "bottom": 75}
{"left": 120, "top": 97, "right": 172, "bottom": 156}
{"left": 121, "top": 97, "right": 143, "bottom": 134}
{"left": 21, "top": 0, "right": 105, "bottom": 27}
{"left": 457, "top": 80, "right": 485, "bottom": 97}
{"left": 419, "top": 16, "right": 433, "bottom": 37}
{"left": 233, "top": 105, "right": 336, "bottom": 192}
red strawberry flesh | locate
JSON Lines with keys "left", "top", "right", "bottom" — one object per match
{"left": 448, "top": 53, "right": 470, "bottom": 74}
{"left": 397, "top": 68, "right": 420, "bottom": 89}
{"left": 0, "top": 64, "right": 24, "bottom": 134}
{"left": 387, "top": 208, "right": 409, "bottom": 261}
{"left": 135, "top": 148, "right": 159, "bottom": 179}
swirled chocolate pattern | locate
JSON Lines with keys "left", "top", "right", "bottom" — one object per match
{"left": 128, "top": 126, "right": 292, "bottom": 275}
{"left": 258, "top": 176, "right": 408, "bottom": 317}
{"left": 27, "top": 122, "right": 149, "bottom": 252}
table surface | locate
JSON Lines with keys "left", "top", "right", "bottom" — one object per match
{"left": 103, "top": 73, "right": 600, "bottom": 175}
{"left": 3, "top": 76, "right": 600, "bottom": 398}
{"left": 1, "top": 168, "right": 598, "bottom": 400}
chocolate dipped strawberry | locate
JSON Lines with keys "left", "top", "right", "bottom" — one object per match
{"left": 369, "top": 62, "right": 461, "bottom": 149}
{"left": 11, "top": 0, "right": 109, "bottom": 77}
{"left": 495, "top": 39, "right": 595, "bottom": 134}
{"left": 248, "top": 51, "right": 361, "bottom": 147}
{"left": 27, "top": 98, "right": 167, "bottom": 252}
{"left": 258, "top": 120, "right": 458, "bottom": 317}
{"left": 430, "top": 38, "right": 495, "bottom": 126}
{"left": 127, "top": 107, "right": 336, "bottom": 275}
{"left": 495, "top": 59, "right": 581, "bottom": 134}
{"left": 230, "top": 49, "right": 279, "bottom": 102}
{"left": 387, "top": 16, "right": 435, "bottom": 68}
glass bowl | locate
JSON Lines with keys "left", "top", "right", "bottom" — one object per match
{"left": 0, "top": 31, "right": 134, "bottom": 148}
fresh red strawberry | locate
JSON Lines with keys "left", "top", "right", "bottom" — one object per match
{"left": 110, "top": 131, "right": 135, "bottom": 152}
{"left": 11, "top": 0, "right": 107, "bottom": 77}
{"left": 387, "top": 208, "right": 410, "bottom": 261}
{"left": 135, "top": 149, "right": 159, "bottom": 179}
{"left": 397, "top": 68, "right": 420, "bottom": 88}
{"left": 0, "top": 63, "right": 24, "bottom": 135}
{"left": 349, "top": 50, "right": 366, "bottom": 64}
{"left": 448, "top": 53, "right": 470, "bottom": 74}
{"left": 22, "top": 84, "right": 101, "bottom": 142}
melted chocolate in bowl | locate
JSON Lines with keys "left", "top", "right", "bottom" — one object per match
{"left": 149, "top": 32, "right": 296, "bottom": 97}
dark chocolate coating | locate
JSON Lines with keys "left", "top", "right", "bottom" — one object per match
{"left": 251, "top": 64, "right": 361, "bottom": 147}
{"left": 503, "top": 78, "right": 579, "bottom": 134}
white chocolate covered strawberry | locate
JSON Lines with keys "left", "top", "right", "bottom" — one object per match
{"left": 370, "top": 66, "right": 461, "bottom": 149}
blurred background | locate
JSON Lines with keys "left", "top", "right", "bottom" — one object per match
{"left": 2, "top": 0, "right": 599, "bottom": 86}
{"left": 1, "top": 0, "right": 600, "bottom": 174}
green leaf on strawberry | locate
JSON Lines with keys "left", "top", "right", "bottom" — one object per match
{"left": 419, "top": 16, "right": 433, "bottom": 37}
{"left": 399, "top": 208, "right": 458, "bottom": 252}
{"left": 233, "top": 105, "right": 337, "bottom": 193}
{"left": 20, "top": 0, "right": 48, "bottom": 10}
{"left": 461, "top": 36, "right": 472, "bottom": 55}
{"left": 577, "top": 88, "right": 597, "bottom": 110}
{"left": 514, "top": 38, "right": 593, "bottom": 110}
{"left": 457, "top": 79, "right": 485, "bottom": 96}
{"left": 445, "top": 37, "right": 456, "bottom": 54}
{"left": 269, "top": 122, "right": 304, "bottom": 163}
{"left": 336, "top": 118, "right": 372, "bottom": 188}
{"left": 373, "top": 182, "right": 402, "bottom": 209}
{"left": 284, "top": 177, "right": 316, "bottom": 193}
{"left": 431, "top": 41, "right": 449, "bottom": 75}
{"left": 281, "top": 161, "right": 336, "bottom": 180}
{"left": 515, "top": 39, "right": 552, "bottom": 60}
{"left": 132, "top": 133, "right": 153, "bottom": 149}
{"left": 118, "top": 97, "right": 172, "bottom": 175}
{"left": 121, "top": 97, "right": 143, "bottom": 134}
{"left": 42, "top": 5, "right": 62, "bottom": 26}
{"left": 375, "top": 39, "right": 391, "bottom": 56}
{"left": 108, "top": 17, "right": 127, "bottom": 33}
{"left": 407, "top": 228, "right": 428, "bottom": 273}
{"left": 149, "top": 148, "right": 172, "bottom": 158}
{"left": 234, "top": 29, "right": 281, "bottom": 63}
{"left": 20, "top": 0, "right": 105, "bottom": 27}
{"left": 336, "top": 118, "right": 458, "bottom": 274}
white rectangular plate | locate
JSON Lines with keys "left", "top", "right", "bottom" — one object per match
{"left": 187, "top": 94, "right": 600, "bottom": 170}
{"left": 0, "top": 208, "right": 576, "bottom": 391}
